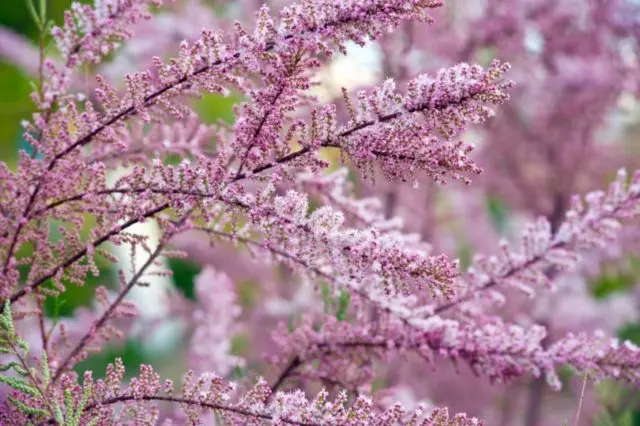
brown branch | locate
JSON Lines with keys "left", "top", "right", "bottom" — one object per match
{"left": 234, "top": 52, "right": 303, "bottom": 178}
{"left": 433, "top": 186, "right": 640, "bottom": 316}
{"left": 31, "top": 4, "right": 128, "bottom": 153}
{"left": 32, "top": 188, "right": 212, "bottom": 218}
{"left": 432, "top": 247, "right": 562, "bottom": 315}
{"left": 38, "top": 394, "right": 322, "bottom": 426}
{"left": 3, "top": 2, "right": 452, "bottom": 295}
{"left": 3, "top": 4, "right": 141, "bottom": 275}
{"left": 197, "top": 228, "right": 543, "bottom": 367}
{"left": 269, "top": 356, "right": 302, "bottom": 396}
{"left": 49, "top": 242, "right": 166, "bottom": 385}
{"left": 0, "top": 203, "right": 169, "bottom": 314}
{"left": 231, "top": 85, "right": 489, "bottom": 181}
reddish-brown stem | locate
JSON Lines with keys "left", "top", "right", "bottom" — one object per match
{"left": 0, "top": 203, "right": 168, "bottom": 314}
{"left": 32, "top": 4, "right": 130, "bottom": 149}
{"left": 232, "top": 86, "right": 487, "bottom": 181}
{"left": 199, "top": 228, "right": 541, "bottom": 369}
{"left": 2, "top": 0, "right": 461, "bottom": 304}
{"left": 50, "top": 242, "right": 166, "bottom": 385}
{"left": 433, "top": 188, "right": 640, "bottom": 316}
{"left": 35, "top": 287, "right": 48, "bottom": 353}
{"left": 17, "top": 4, "right": 409, "bottom": 254}
{"left": 6, "top": 74, "right": 488, "bottom": 304}
{"left": 269, "top": 356, "right": 302, "bottom": 396}
{"left": 432, "top": 247, "right": 563, "bottom": 315}
{"left": 4, "top": 5, "right": 138, "bottom": 275}
{"left": 234, "top": 52, "right": 303, "bottom": 178}
{"left": 39, "top": 394, "right": 322, "bottom": 426}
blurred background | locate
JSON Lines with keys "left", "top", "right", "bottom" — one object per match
{"left": 2, "top": 0, "right": 640, "bottom": 425}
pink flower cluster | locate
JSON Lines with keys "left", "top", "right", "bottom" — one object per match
{"left": 0, "top": 0, "right": 639, "bottom": 424}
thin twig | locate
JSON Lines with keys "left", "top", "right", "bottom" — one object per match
{"left": 38, "top": 394, "right": 322, "bottom": 426}
{"left": 573, "top": 373, "right": 589, "bottom": 426}
{"left": 269, "top": 356, "right": 302, "bottom": 396}
{"left": 49, "top": 242, "right": 166, "bottom": 385}
{"left": 1, "top": 203, "right": 168, "bottom": 314}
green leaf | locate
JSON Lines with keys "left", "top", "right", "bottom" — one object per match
{"left": 594, "top": 410, "right": 618, "bottom": 426}
{"left": 53, "top": 401, "right": 64, "bottom": 425}
{"left": 38, "top": 0, "right": 46, "bottom": 24}
{"left": 592, "top": 272, "right": 636, "bottom": 299}
{"left": 73, "top": 339, "right": 145, "bottom": 380}
{"left": 591, "top": 257, "right": 640, "bottom": 299}
{"left": 228, "top": 365, "right": 246, "bottom": 381}
{"left": 12, "top": 219, "right": 116, "bottom": 318}
{"left": 193, "top": 92, "right": 243, "bottom": 125}
{"left": 616, "top": 410, "right": 635, "bottom": 426}
{"left": 86, "top": 416, "right": 99, "bottom": 426}
{"left": 321, "top": 282, "right": 331, "bottom": 314}
{"left": 0, "top": 62, "right": 35, "bottom": 166}
{"left": 167, "top": 258, "right": 201, "bottom": 301}
{"left": 41, "top": 351, "right": 50, "bottom": 386}
{"left": 0, "top": 300, "right": 16, "bottom": 343}
{"left": 618, "top": 322, "right": 640, "bottom": 345}
{"left": 230, "top": 333, "right": 249, "bottom": 356}
{"left": 63, "top": 388, "right": 74, "bottom": 425}
{"left": 336, "top": 290, "right": 350, "bottom": 321}
{"left": 0, "top": 361, "right": 28, "bottom": 375}
{"left": 7, "top": 395, "right": 49, "bottom": 417}
{"left": 370, "top": 377, "right": 386, "bottom": 393}
{"left": 0, "top": 375, "right": 40, "bottom": 396}
{"left": 48, "top": 297, "right": 67, "bottom": 323}
{"left": 485, "top": 196, "right": 509, "bottom": 235}
{"left": 237, "top": 279, "right": 258, "bottom": 309}
{"left": 457, "top": 244, "right": 473, "bottom": 271}
{"left": 42, "top": 273, "right": 105, "bottom": 318}
{"left": 25, "top": 0, "right": 41, "bottom": 28}
{"left": 1, "top": 0, "right": 77, "bottom": 42}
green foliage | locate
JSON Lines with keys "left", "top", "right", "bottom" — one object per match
{"left": 594, "top": 381, "right": 640, "bottom": 426}
{"left": 0, "top": 374, "right": 40, "bottom": 397}
{"left": 42, "top": 262, "right": 115, "bottom": 317}
{"left": 287, "top": 311, "right": 303, "bottom": 333}
{"left": 237, "top": 279, "right": 259, "bottom": 309}
{"left": 618, "top": 322, "right": 640, "bottom": 345}
{"left": 167, "top": 258, "right": 201, "bottom": 301}
{"left": 8, "top": 395, "right": 49, "bottom": 417}
{"left": 485, "top": 195, "right": 509, "bottom": 235}
{"left": 194, "top": 92, "right": 243, "bottom": 125}
{"left": 230, "top": 333, "right": 249, "bottom": 356}
{"left": 40, "top": 351, "right": 50, "bottom": 386}
{"left": 74, "top": 339, "right": 145, "bottom": 380}
{"left": 591, "top": 256, "right": 640, "bottom": 300}
{"left": 25, "top": 0, "right": 52, "bottom": 33}
{"left": 321, "top": 282, "right": 331, "bottom": 308}
{"left": 457, "top": 243, "right": 473, "bottom": 271}
{"left": 0, "top": 302, "right": 55, "bottom": 421}
{"left": 13, "top": 219, "right": 116, "bottom": 317}
{"left": 0, "top": 62, "right": 34, "bottom": 165}
{"left": 321, "top": 283, "right": 351, "bottom": 321}
{"left": 336, "top": 290, "right": 350, "bottom": 321}
{"left": 0, "top": 301, "right": 28, "bottom": 360}
{"left": 0, "top": 0, "right": 86, "bottom": 41}
{"left": 591, "top": 256, "right": 640, "bottom": 426}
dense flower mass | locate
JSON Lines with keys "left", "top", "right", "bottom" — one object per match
{"left": 0, "top": 0, "right": 639, "bottom": 424}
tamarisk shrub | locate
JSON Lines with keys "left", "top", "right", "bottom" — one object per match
{"left": 363, "top": 1, "right": 640, "bottom": 423}
{"left": 0, "top": 0, "right": 639, "bottom": 424}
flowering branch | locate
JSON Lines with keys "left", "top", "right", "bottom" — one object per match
{"left": 2, "top": 0, "right": 639, "bottom": 424}
{"left": 435, "top": 169, "right": 640, "bottom": 314}
{"left": 49, "top": 241, "right": 165, "bottom": 385}
{"left": 35, "top": 361, "right": 482, "bottom": 425}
